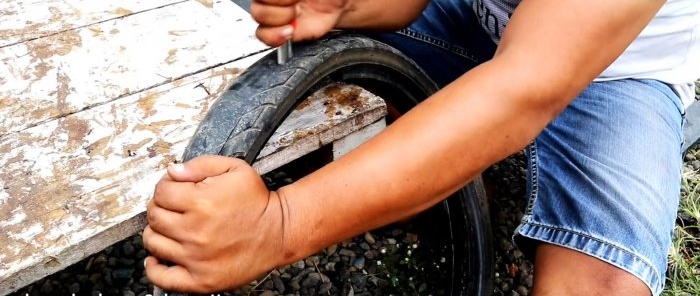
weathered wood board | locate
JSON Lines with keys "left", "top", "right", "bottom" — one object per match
{"left": 0, "top": 0, "right": 266, "bottom": 137}
{"left": 0, "top": 0, "right": 183, "bottom": 47}
{"left": 0, "top": 0, "right": 389, "bottom": 294}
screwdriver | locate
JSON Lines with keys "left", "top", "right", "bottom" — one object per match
{"left": 277, "top": 39, "right": 292, "bottom": 64}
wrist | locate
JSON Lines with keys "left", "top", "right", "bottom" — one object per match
{"left": 267, "top": 187, "right": 305, "bottom": 266}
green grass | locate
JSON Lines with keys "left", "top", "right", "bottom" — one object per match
{"left": 663, "top": 81, "right": 700, "bottom": 296}
{"left": 664, "top": 164, "right": 700, "bottom": 295}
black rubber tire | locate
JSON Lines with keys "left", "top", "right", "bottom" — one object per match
{"left": 183, "top": 33, "right": 493, "bottom": 296}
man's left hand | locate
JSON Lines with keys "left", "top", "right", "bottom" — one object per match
{"left": 142, "top": 155, "right": 287, "bottom": 293}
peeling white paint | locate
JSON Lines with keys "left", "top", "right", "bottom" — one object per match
{"left": 8, "top": 223, "right": 43, "bottom": 242}
{"left": 0, "top": 187, "right": 9, "bottom": 205}
{"left": 0, "top": 208, "right": 27, "bottom": 228}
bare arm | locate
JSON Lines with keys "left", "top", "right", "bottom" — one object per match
{"left": 276, "top": 0, "right": 666, "bottom": 263}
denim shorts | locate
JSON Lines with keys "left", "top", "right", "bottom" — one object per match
{"left": 371, "top": 0, "right": 685, "bottom": 294}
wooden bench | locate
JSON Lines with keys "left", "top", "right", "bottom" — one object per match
{"left": 0, "top": 1, "right": 387, "bottom": 294}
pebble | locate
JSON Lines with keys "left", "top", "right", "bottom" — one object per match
{"left": 517, "top": 285, "right": 529, "bottom": 296}
{"left": 326, "top": 244, "right": 338, "bottom": 255}
{"left": 352, "top": 256, "right": 366, "bottom": 270}
{"left": 364, "top": 232, "right": 376, "bottom": 245}
{"left": 291, "top": 260, "right": 305, "bottom": 269}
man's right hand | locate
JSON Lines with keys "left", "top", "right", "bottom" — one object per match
{"left": 252, "top": 0, "right": 347, "bottom": 46}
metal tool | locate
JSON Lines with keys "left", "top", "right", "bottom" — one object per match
{"left": 277, "top": 39, "right": 293, "bottom": 64}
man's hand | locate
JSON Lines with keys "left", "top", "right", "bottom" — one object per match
{"left": 143, "top": 155, "right": 287, "bottom": 293}
{"left": 250, "top": 0, "right": 430, "bottom": 47}
{"left": 252, "top": 0, "right": 347, "bottom": 46}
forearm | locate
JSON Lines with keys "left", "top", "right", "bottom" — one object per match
{"left": 335, "top": 0, "right": 430, "bottom": 30}
{"left": 275, "top": 57, "right": 560, "bottom": 263}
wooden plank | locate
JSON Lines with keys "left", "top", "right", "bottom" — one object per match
{"left": 332, "top": 119, "right": 387, "bottom": 160}
{"left": 0, "top": 79, "right": 386, "bottom": 294}
{"left": 0, "top": 0, "right": 183, "bottom": 47}
{"left": 255, "top": 84, "right": 388, "bottom": 175}
{"left": 0, "top": 0, "right": 267, "bottom": 137}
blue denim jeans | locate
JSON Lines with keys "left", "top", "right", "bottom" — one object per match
{"left": 372, "top": 0, "right": 685, "bottom": 294}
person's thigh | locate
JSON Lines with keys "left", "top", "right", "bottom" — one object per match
{"left": 516, "top": 79, "right": 685, "bottom": 295}
{"left": 370, "top": 0, "right": 496, "bottom": 87}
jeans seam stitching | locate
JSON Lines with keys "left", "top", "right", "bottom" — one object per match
{"left": 521, "top": 221, "right": 662, "bottom": 288}
{"left": 397, "top": 28, "right": 481, "bottom": 64}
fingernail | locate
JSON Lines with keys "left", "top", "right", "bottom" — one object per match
{"left": 290, "top": 20, "right": 297, "bottom": 29}
{"left": 170, "top": 163, "right": 185, "bottom": 173}
{"left": 144, "top": 259, "right": 147, "bottom": 268}
{"left": 280, "top": 25, "right": 294, "bottom": 38}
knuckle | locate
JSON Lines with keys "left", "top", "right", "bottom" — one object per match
{"left": 146, "top": 208, "right": 160, "bottom": 229}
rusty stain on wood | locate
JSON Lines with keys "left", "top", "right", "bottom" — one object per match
{"left": 137, "top": 92, "right": 160, "bottom": 117}
{"left": 322, "top": 85, "right": 367, "bottom": 117}
{"left": 113, "top": 8, "right": 133, "bottom": 16}
{"left": 165, "top": 49, "right": 178, "bottom": 64}
{"left": 196, "top": 0, "right": 214, "bottom": 8}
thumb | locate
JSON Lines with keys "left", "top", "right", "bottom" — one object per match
{"left": 167, "top": 155, "right": 248, "bottom": 183}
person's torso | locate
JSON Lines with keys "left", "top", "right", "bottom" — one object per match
{"left": 472, "top": 0, "right": 700, "bottom": 105}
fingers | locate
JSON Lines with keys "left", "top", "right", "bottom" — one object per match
{"left": 142, "top": 225, "right": 187, "bottom": 264}
{"left": 167, "top": 155, "right": 248, "bottom": 183}
{"left": 152, "top": 179, "right": 196, "bottom": 213}
{"left": 146, "top": 200, "right": 190, "bottom": 242}
{"left": 144, "top": 256, "right": 198, "bottom": 293}
{"left": 251, "top": 1, "right": 296, "bottom": 27}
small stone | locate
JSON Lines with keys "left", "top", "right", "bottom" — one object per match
{"left": 516, "top": 285, "right": 529, "bottom": 296}
{"left": 122, "top": 242, "right": 136, "bottom": 256}
{"left": 326, "top": 244, "right": 338, "bottom": 255}
{"left": 112, "top": 268, "right": 135, "bottom": 279}
{"left": 136, "top": 250, "right": 148, "bottom": 260}
{"left": 406, "top": 233, "right": 419, "bottom": 244}
{"left": 324, "top": 262, "right": 337, "bottom": 272}
{"left": 289, "top": 277, "right": 301, "bottom": 291}
{"left": 499, "top": 281, "right": 511, "bottom": 292}
{"left": 499, "top": 238, "right": 514, "bottom": 252}
{"left": 359, "top": 242, "right": 370, "bottom": 251}
{"left": 139, "top": 276, "right": 150, "bottom": 285}
{"left": 261, "top": 280, "right": 275, "bottom": 291}
{"left": 305, "top": 256, "right": 320, "bottom": 267}
{"left": 69, "top": 282, "right": 81, "bottom": 294}
{"left": 364, "top": 232, "right": 376, "bottom": 245}
{"left": 272, "top": 274, "right": 286, "bottom": 294}
{"left": 123, "top": 290, "right": 136, "bottom": 296}
{"left": 301, "top": 272, "right": 322, "bottom": 288}
{"left": 512, "top": 250, "right": 524, "bottom": 260}
{"left": 39, "top": 281, "right": 53, "bottom": 294}
{"left": 363, "top": 250, "right": 375, "bottom": 260}
{"left": 352, "top": 256, "right": 366, "bottom": 270}
{"left": 318, "top": 281, "right": 332, "bottom": 294}
{"left": 118, "top": 258, "right": 136, "bottom": 266}
{"left": 93, "top": 254, "right": 108, "bottom": 266}
{"left": 260, "top": 291, "right": 275, "bottom": 296}
{"left": 292, "top": 260, "right": 305, "bottom": 269}
{"left": 89, "top": 273, "right": 102, "bottom": 284}
{"left": 524, "top": 274, "right": 534, "bottom": 288}
{"left": 390, "top": 229, "right": 404, "bottom": 236}
{"left": 386, "top": 238, "right": 397, "bottom": 245}
{"left": 108, "top": 257, "right": 118, "bottom": 266}
{"left": 339, "top": 248, "right": 356, "bottom": 258}
{"left": 351, "top": 274, "right": 367, "bottom": 290}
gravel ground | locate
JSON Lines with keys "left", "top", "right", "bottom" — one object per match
{"left": 9, "top": 152, "right": 532, "bottom": 296}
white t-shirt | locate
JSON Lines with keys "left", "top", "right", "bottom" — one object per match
{"left": 473, "top": 0, "right": 700, "bottom": 107}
